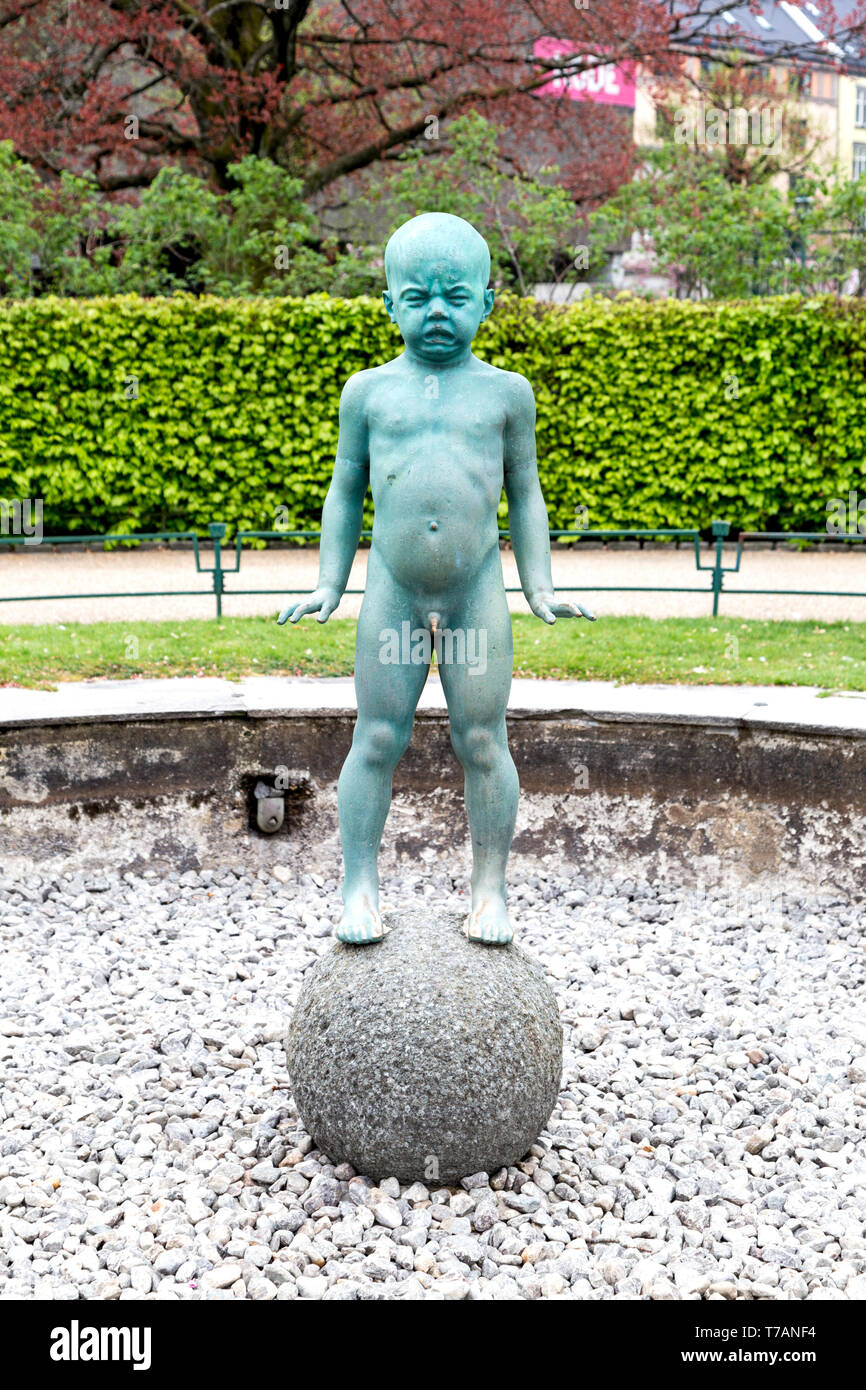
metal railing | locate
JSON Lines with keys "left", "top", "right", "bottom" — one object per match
{"left": 1, "top": 519, "right": 864, "bottom": 618}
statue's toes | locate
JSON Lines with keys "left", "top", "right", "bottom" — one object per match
{"left": 464, "top": 906, "right": 513, "bottom": 946}
{"left": 336, "top": 904, "right": 384, "bottom": 945}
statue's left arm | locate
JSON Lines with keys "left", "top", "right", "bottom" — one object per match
{"left": 503, "top": 374, "right": 595, "bottom": 624}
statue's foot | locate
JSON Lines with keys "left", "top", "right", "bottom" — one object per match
{"left": 336, "top": 891, "right": 385, "bottom": 945}
{"left": 464, "top": 894, "right": 513, "bottom": 945}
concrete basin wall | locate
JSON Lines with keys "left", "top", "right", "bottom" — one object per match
{"left": 0, "top": 677, "right": 863, "bottom": 894}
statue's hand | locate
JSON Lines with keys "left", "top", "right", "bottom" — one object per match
{"left": 528, "top": 591, "right": 596, "bottom": 625}
{"left": 277, "top": 585, "right": 341, "bottom": 625}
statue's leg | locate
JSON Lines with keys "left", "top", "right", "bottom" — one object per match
{"left": 438, "top": 563, "right": 518, "bottom": 945}
{"left": 336, "top": 563, "right": 429, "bottom": 944}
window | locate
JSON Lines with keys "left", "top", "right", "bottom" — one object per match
{"left": 857, "top": 85, "right": 866, "bottom": 126}
{"left": 853, "top": 143, "right": 866, "bottom": 179}
{"left": 812, "top": 70, "right": 837, "bottom": 101}
{"left": 788, "top": 69, "right": 810, "bottom": 98}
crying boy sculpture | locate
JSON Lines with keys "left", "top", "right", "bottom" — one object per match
{"left": 278, "top": 213, "right": 594, "bottom": 946}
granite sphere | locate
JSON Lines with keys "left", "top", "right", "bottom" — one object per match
{"left": 285, "top": 909, "right": 562, "bottom": 1184}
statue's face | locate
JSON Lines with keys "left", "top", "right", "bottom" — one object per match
{"left": 383, "top": 248, "right": 494, "bottom": 363}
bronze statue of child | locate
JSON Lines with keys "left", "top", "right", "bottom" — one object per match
{"left": 280, "top": 213, "right": 594, "bottom": 944}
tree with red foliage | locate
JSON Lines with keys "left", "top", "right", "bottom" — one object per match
{"left": 0, "top": 2, "right": 863, "bottom": 206}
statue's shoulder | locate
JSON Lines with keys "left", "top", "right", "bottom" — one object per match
{"left": 486, "top": 364, "right": 535, "bottom": 415}
{"left": 340, "top": 367, "right": 373, "bottom": 397}
{"left": 474, "top": 358, "right": 533, "bottom": 393}
{"left": 340, "top": 360, "right": 400, "bottom": 404}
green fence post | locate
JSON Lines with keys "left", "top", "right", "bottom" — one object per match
{"left": 209, "top": 522, "right": 226, "bottom": 618}
{"left": 710, "top": 519, "right": 730, "bottom": 616}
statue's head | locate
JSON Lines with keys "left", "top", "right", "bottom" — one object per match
{"left": 382, "top": 212, "right": 495, "bottom": 363}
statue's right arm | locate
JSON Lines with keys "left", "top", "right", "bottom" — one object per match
{"left": 278, "top": 374, "right": 370, "bottom": 625}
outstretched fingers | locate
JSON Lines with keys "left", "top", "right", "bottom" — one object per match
{"left": 550, "top": 600, "right": 597, "bottom": 621}
{"left": 277, "top": 598, "right": 318, "bottom": 625}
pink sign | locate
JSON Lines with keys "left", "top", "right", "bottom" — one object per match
{"left": 533, "top": 36, "right": 636, "bottom": 107}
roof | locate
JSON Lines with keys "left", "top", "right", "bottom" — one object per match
{"left": 673, "top": 1, "right": 866, "bottom": 75}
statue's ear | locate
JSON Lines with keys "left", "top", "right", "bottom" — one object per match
{"left": 382, "top": 290, "right": 395, "bottom": 321}
{"left": 482, "top": 286, "right": 495, "bottom": 321}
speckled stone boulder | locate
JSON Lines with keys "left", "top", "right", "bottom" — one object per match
{"left": 285, "top": 909, "right": 562, "bottom": 1184}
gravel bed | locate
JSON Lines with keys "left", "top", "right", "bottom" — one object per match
{"left": 1, "top": 863, "right": 864, "bottom": 1302}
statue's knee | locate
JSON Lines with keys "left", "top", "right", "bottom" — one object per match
{"left": 358, "top": 717, "right": 410, "bottom": 769}
{"left": 451, "top": 725, "right": 500, "bottom": 772}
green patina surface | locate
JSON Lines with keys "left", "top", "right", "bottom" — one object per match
{"left": 277, "top": 214, "right": 594, "bottom": 944}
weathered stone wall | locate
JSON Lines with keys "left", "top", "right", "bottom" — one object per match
{"left": 1, "top": 709, "right": 862, "bottom": 893}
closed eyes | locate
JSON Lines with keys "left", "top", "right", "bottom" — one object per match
{"left": 403, "top": 293, "right": 471, "bottom": 306}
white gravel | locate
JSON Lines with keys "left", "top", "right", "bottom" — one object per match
{"left": 1, "top": 861, "right": 864, "bottom": 1302}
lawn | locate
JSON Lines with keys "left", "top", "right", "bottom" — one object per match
{"left": 0, "top": 615, "right": 863, "bottom": 691}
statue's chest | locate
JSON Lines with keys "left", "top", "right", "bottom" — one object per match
{"left": 370, "top": 394, "right": 505, "bottom": 446}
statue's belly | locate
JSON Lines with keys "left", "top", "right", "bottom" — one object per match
{"left": 372, "top": 468, "right": 498, "bottom": 594}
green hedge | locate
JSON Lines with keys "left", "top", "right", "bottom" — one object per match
{"left": 0, "top": 292, "right": 864, "bottom": 536}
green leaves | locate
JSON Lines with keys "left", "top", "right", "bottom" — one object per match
{"left": 365, "top": 112, "right": 579, "bottom": 295}
{"left": 0, "top": 145, "right": 390, "bottom": 299}
{"left": 0, "top": 292, "right": 864, "bottom": 536}
{"left": 587, "top": 143, "right": 800, "bottom": 299}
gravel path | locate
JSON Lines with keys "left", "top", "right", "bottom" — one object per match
{"left": 1, "top": 862, "right": 864, "bottom": 1302}
{"left": 1, "top": 545, "right": 865, "bottom": 623}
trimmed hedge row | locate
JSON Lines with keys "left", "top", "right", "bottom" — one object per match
{"left": 0, "top": 292, "right": 863, "bottom": 536}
